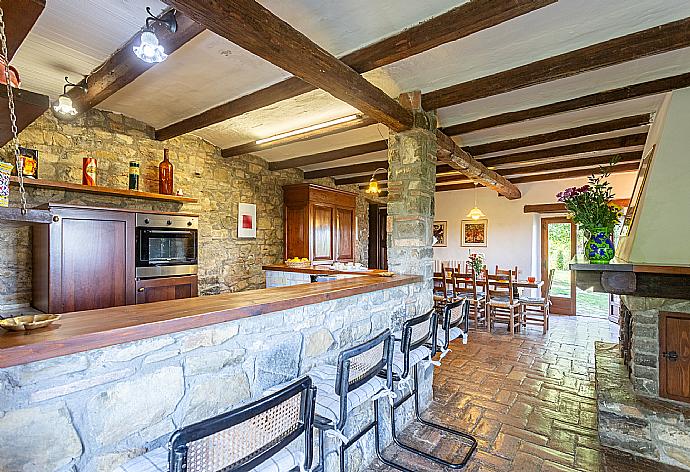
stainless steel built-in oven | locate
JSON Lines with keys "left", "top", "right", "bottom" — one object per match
{"left": 135, "top": 214, "right": 198, "bottom": 278}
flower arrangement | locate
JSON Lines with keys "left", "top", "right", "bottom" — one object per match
{"left": 468, "top": 252, "right": 484, "bottom": 274}
{"left": 557, "top": 162, "right": 623, "bottom": 263}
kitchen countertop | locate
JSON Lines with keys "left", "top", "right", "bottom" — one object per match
{"left": 263, "top": 263, "right": 388, "bottom": 276}
{"left": 0, "top": 273, "right": 421, "bottom": 368}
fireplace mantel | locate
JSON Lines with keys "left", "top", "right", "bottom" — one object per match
{"left": 570, "top": 256, "right": 690, "bottom": 300}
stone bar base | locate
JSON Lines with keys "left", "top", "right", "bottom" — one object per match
{"left": 595, "top": 342, "right": 690, "bottom": 470}
{"left": 0, "top": 282, "right": 430, "bottom": 472}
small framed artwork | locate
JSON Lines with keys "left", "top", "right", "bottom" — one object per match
{"left": 620, "top": 145, "right": 655, "bottom": 237}
{"left": 432, "top": 221, "right": 447, "bottom": 247}
{"left": 238, "top": 203, "right": 257, "bottom": 239}
{"left": 461, "top": 219, "right": 488, "bottom": 247}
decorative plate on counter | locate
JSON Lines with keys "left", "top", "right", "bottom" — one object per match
{"left": 0, "top": 314, "right": 60, "bottom": 332}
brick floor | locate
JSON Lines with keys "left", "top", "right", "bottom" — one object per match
{"left": 361, "top": 314, "right": 656, "bottom": 472}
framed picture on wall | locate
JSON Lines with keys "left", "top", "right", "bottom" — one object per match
{"left": 461, "top": 219, "right": 488, "bottom": 247}
{"left": 238, "top": 202, "right": 257, "bottom": 239}
{"left": 432, "top": 221, "right": 447, "bottom": 247}
{"left": 620, "top": 145, "right": 655, "bottom": 237}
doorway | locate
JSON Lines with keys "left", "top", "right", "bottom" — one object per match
{"left": 541, "top": 217, "right": 576, "bottom": 315}
{"left": 368, "top": 203, "right": 387, "bottom": 270}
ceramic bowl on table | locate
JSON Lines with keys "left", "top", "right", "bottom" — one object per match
{"left": 0, "top": 314, "right": 60, "bottom": 332}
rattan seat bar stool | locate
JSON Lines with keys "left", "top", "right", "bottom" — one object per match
{"left": 115, "top": 376, "right": 317, "bottom": 472}
{"left": 435, "top": 299, "right": 469, "bottom": 360}
{"left": 380, "top": 309, "right": 477, "bottom": 470}
{"left": 305, "top": 330, "right": 396, "bottom": 472}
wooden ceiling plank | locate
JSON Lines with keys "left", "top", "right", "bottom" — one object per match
{"left": 221, "top": 116, "right": 378, "bottom": 158}
{"left": 464, "top": 114, "right": 650, "bottom": 155}
{"left": 68, "top": 12, "right": 205, "bottom": 112}
{"left": 155, "top": 0, "right": 556, "bottom": 139}
{"left": 303, "top": 160, "right": 388, "bottom": 180}
{"left": 442, "top": 73, "right": 690, "bottom": 135}
{"left": 269, "top": 141, "right": 388, "bottom": 171}
{"left": 480, "top": 133, "right": 647, "bottom": 167}
{"left": 163, "top": 0, "right": 414, "bottom": 132}
{"left": 423, "top": 17, "right": 690, "bottom": 110}
{"left": 3, "top": 0, "right": 45, "bottom": 61}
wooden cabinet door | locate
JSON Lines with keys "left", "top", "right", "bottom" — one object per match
{"left": 311, "top": 204, "right": 333, "bottom": 261}
{"left": 285, "top": 206, "right": 308, "bottom": 259}
{"left": 136, "top": 275, "right": 198, "bottom": 304}
{"left": 58, "top": 210, "right": 135, "bottom": 312}
{"left": 660, "top": 311, "right": 690, "bottom": 402}
{"left": 335, "top": 207, "right": 354, "bottom": 262}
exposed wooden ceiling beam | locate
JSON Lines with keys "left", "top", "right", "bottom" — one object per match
{"left": 481, "top": 133, "right": 647, "bottom": 167}
{"left": 464, "top": 114, "right": 650, "bottom": 155}
{"left": 423, "top": 17, "right": 690, "bottom": 110}
{"left": 3, "top": 0, "right": 45, "bottom": 61}
{"left": 155, "top": 0, "right": 556, "bottom": 140}
{"left": 435, "top": 150, "right": 642, "bottom": 183}
{"left": 68, "top": 12, "right": 204, "bottom": 112}
{"left": 443, "top": 73, "right": 690, "bottom": 135}
{"left": 164, "top": 0, "right": 414, "bottom": 132}
{"left": 304, "top": 160, "right": 388, "bottom": 180}
{"left": 435, "top": 130, "right": 521, "bottom": 199}
{"left": 221, "top": 116, "right": 378, "bottom": 158}
{"left": 524, "top": 198, "right": 631, "bottom": 213}
{"left": 269, "top": 141, "right": 388, "bottom": 171}
{"left": 0, "top": 86, "right": 49, "bottom": 147}
{"left": 436, "top": 161, "right": 640, "bottom": 191}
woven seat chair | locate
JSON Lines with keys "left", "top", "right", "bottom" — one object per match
{"left": 435, "top": 298, "right": 469, "bottom": 360}
{"left": 379, "top": 309, "right": 477, "bottom": 470}
{"left": 520, "top": 268, "right": 555, "bottom": 334}
{"left": 452, "top": 270, "right": 486, "bottom": 329}
{"left": 306, "top": 330, "right": 395, "bottom": 472}
{"left": 485, "top": 269, "right": 522, "bottom": 334}
{"left": 114, "top": 376, "right": 317, "bottom": 472}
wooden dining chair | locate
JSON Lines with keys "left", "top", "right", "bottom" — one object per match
{"left": 495, "top": 266, "right": 518, "bottom": 280}
{"left": 520, "top": 269, "right": 554, "bottom": 334}
{"left": 485, "top": 269, "right": 522, "bottom": 334}
{"left": 453, "top": 270, "right": 486, "bottom": 329}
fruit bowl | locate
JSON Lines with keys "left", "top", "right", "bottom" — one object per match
{"left": 285, "top": 258, "right": 311, "bottom": 268}
{"left": 0, "top": 314, "right": 61, "bottom": 332}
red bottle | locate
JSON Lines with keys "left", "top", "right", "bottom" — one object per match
{"left": 158, "top": 148, "right": 173, "bottom": 195}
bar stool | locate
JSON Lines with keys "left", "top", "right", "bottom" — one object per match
{"left": 306, "top": 330, "right": 395, "bottom": 472}
{"left": 381, "top": 309, "right": 477, "bottom": 470}
{"left": 115, "top": 376, "right": 317, "bottom": 472}
{"left": 435, "top": 298, "right": 469, "bottom": 361}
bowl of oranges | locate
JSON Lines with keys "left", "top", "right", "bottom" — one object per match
{"left": 285, "top": 257, "right": 311, "bottom": 268}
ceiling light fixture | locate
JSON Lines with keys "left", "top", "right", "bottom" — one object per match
{"left": 466, "top": 182, "right": 487, "bottom": 220}
{"left": 365, "top": 167, "right": 387, "bottom": 194}
{"left": 52, "top": 77, "right": 87, "bottom": 119}
{"left": 255, "top": 114, "right": 360, "bottom": 145}
{"left": 133, "top": 7, "right": 177, "bottom": 63}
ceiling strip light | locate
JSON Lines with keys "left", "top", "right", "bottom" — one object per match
{"left": 255, "top": 114, "right": 360, "bottom": 145}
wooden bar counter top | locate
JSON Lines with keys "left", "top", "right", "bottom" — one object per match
{"left": 0, "top": 274, "right": 421, "bottom": 368}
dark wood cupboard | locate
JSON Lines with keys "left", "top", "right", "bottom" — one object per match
{"left": 32, "top": 204, "right": 197, "bottom": 314}
{"left": 283, "top": 184, "right": 356, "bottom": 263}
{"left": 659, "top": 311, "right": 690, "bottom": 403}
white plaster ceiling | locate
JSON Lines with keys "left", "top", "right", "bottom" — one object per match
{"left": 10, "top": 0, "right": 690, "bottom": 175}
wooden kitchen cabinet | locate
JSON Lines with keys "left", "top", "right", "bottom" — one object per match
{"left": 283, "top": 184, "right": 356, "bottom": 263}
{"left": 136, "top": 275, "right": 198, "bottom": 304}
{"left": 32, "top": 204, "right": 136, "bottom": 314}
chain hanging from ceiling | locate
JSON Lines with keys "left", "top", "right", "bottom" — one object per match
{"left": 0, "top": 6, "right": 28, "bottom": 215}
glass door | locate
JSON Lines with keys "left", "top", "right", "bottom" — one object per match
{"left": 541, "top": 217, "right": 576, "bottom": 315}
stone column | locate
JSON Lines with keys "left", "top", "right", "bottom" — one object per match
{"left": 386, "top": 91, "right": 436, "bottom": 316}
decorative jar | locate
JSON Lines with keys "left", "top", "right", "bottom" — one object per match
{"left": 585, "top": 227, "right": 615, "bottom": 264}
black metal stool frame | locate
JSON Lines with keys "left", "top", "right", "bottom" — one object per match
{"left": 168, "top": 376, "right": 317, "bottom": 472}
{"left": 381, "top": 309, "right": 477, "bottom": 470}
{"left": 436, "top": 298, "right": 469, "bottom": 353}
{"left": 313, "top": 329, "right": 395, "bottom": 472}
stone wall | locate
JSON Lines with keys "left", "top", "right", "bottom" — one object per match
{"left": 623, "top": 296, "right": 690, "bottom": 398}
{"left": 0, "top": 110, "right": 370, "bottom": 310}
{"left": 0, "top": 281, "right": 429, "bottom": 472}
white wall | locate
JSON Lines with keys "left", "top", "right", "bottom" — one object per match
{"left": 433, "top": 173, "right": 637, "bottom": 278}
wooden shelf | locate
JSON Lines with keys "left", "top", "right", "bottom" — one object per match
{"left": 0, "top": 206, "right": 52, "bottom": 225}
{"left": 0, "top": 87, "right": 50, "bottom": 147}
{"left": 10, "top": 177, "right": 197, "bottom": 204}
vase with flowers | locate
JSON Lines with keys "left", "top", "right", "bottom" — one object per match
{"left": 557, "top": 163, "right": 622, "bottom": 264}
{"left": 468, "top": 252, "right": 485, "bottom": 274}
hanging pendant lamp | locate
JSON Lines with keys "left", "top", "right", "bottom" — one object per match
{"left": 466, "top": 182, "right": 486, "bottom": 220}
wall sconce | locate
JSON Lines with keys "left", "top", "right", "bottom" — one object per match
{"left": 133, "top": 7, "right": 178, "bottom": 63}
{"left": 365, "top": 167, "right": 387, "bottom": 194}
{"left": 52, "top": 77, "right": 87, "bottom": 119}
